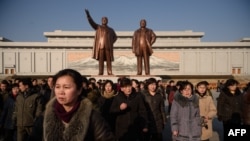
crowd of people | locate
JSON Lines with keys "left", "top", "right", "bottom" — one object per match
{"left": 0, "top": 68, "right": 250, "bottom": 141}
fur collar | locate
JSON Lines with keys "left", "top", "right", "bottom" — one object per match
{"left": 174, "top": 92, "right": 199, "bottom": 108}
{"left": 101, "top": 90, "right": 118, "bottom": 99}
{"left": 43, "top": 97, "right": 93, "bottom": 141}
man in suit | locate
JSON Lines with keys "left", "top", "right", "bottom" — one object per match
{"left": 85, "top": 9, "right": 117, "bottom": 75}
{"left": 132, "top": 19, "right": 156, "bottom": 75}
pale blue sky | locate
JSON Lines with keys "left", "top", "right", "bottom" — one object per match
{"left": 0, "top": 0, "right": 249, "bottom": 42}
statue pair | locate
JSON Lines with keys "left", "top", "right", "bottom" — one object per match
{"left": 85, "top": 9, "right": 156, "bottom": 75}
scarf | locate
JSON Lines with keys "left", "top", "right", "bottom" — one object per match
{"left": 12, "top": 93, "right": 18, "bottom": 100}
{"left": 197, "top": 92, "right": 206, "bottom": 97}
{"left": 103, "top": 90, "right": 115, "bottom": 99}
{"left": 54, "top": 99, "right": 81, "bottom": 123}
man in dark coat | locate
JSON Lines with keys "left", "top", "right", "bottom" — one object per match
{"left": 217, "top": 79, "right": 243, "bottom": 140}
{"left": 13, "top": 78, "right": 43, "bottom": 141}
{"left": 141, "top": 78, "right": 167, "bottom": 141}
{"left": 242, "top": 82, "right": 250, "bottom": 126}
{"left": 85, "top": 9, "right": 117, "bottom": 75}
{"left": 132, "top": 19, "right": 156, "bottom": 75}
{"left": 0, "top": 83, "right": 19, "bottom": 141}
{"left": 110, "top": 78, "right": 148, "bottom": 141}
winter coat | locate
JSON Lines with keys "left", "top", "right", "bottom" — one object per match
{"left": 0, "top": 90, "right": 9, "bottom": 103}
{"left": 13, "top": 89, "right": 43, "bottom": 127}
{"left": 170, "top": 92, "right": 201, "bottom": 141}
{"left": 86, "top": 89, "right": 101, "bottom": 111}
{"left": 0, "top": 91, "right": 9, "bottom": 114}
{"left": 242, "top": 88, "right": 250, "bottom": 125}
{"left": 217, "top": 89, "right": 243, "bottom": 124}
{"left": 0, "top": 94, "right": 16, "bottom": 129}
{"left": 110, "top": 91, "right": 148, "bottom": 141}
{"left": 43, "top": 97, "right": 116, "bottom": 141}
{"left": 141, "top": 90, "right": 167, "bottom": 133}
{"left": 0, "top": 94, "right": 2, "bottom": 115}
{"left": 98, "top": 90, "right": 118, "bottom": 132}
{"left": 196, "top": 93, "right": 217, "bottom": 140}
{"left": 39, "top": 85, "right": 52, "bottom": 109}
{"left": 166, "top": 86, "right": 177, "bottom": 105}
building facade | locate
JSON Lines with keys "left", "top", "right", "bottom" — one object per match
{"left": 0, "top": 30, "right": 250, "bottom": 81}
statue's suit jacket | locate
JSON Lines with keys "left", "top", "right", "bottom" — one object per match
{"left": 87, "top": 16, "right": 117, "bottom": 61}
{"left": 132, "top": 28, "right": 156, "bottom": 56}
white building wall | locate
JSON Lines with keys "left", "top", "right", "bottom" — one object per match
{"left": 50, "top": 52, "right": 64, "bottom": 73}
{"left": 19, "top": 52, "right": 32, "bottom": 73}
{"left": 182, "top": 51, "right": 197, "bottom": 74}
{"left": 4, "top": 52, "right": 16, "bottom": 68}
{"left": 0, "top": 30, "right": 250, "bottom": 77}
{"left": 0, "top": 50, "right": 2, "bottom": 74}
{"left": 199, "top": 52, "right": 213, "bottom": 73}
{"left": 247, "top": 52, "right": 250, "bottom": 74}
{"left": 34, "top": 52, "right": 47, "bottom": 73}
{"left": 1, "top": 47, "right": 249, "bottom": 76}
{"left": 215, "top": 52, "right": 229, "bottom": 74}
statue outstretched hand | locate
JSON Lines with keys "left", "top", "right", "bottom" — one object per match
{"left": 85, "top": 9, "right": 90, "bottom": 17}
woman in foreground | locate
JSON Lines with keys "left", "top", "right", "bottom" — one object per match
{"left": 43, "top": 69, "right": 116, "bottom": 141}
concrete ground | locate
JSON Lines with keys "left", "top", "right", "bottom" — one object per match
{"left": 163, "top": 90, "right": 223, "bottom": 141}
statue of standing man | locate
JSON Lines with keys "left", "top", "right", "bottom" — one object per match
{"left": 132, "top": 19, "right": 156, "bottom": 75}
{"left": 85, "top": 9, "right": 117, "bottom": 75}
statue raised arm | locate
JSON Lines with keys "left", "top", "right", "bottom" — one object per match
{"left": 84, "top": 9, "right": 117, "bottom": 75}
{"left": 84, "top": 9, "right": 98, "bottom": 30}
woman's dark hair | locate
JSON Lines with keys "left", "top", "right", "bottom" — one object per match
{"left": 224, "top": 79, "right": 239, "bottom": 87}
{"left": 32, "top": 78, "right": 38, "bottom": 83}
{"left": 243, "top": 82, "right": 250, "bottom": 93}
{"left": 222, "top": 79, "right": 240, "bottom": 93}
{"left": 82, "top": 76, "right": 89, "bottom": 85}
{"left": 19, "top": 78, "right": 32, "bottom": 88}
{"left": 169, "top": 80, "right": 175, "bottom": 84}
{"left": 131, "top": 79, "right": 139, "bottom": 86}
{"left": 195, "top": 81, "right": 208, "bottom": 94}
{"left": 1, "top": 80, "right": 10, "bottom": 86}
{"left": 157, "top": 80, "right": 163, "bottom": 86}
{"left": 176, "top": 81, "right": 183, "bottom": 87}
{"left": 196, "top": 81, "right": 209, "bottom": 87}
{"left": 88, "top": 77, "right": 96, "bottom": 82}
{"left": 120, "top": 77, "right": 132, "bottom": 87}
{"left": 53, "top": 69, "right": 83, "bottom": 90}
{"left": 11, "top": 83, "right": 19, "bottom": 89}
{"left": 103, "top": 79, "right": 114, "bottom": 89}
{"left": 145, "top": 78, "right": 157, "bottom": 89}
{"left": 179, "top": 80, "right": 194, "bottom": 92}
{"left": 89, "top": 82, "right": 98, "bottom": 90}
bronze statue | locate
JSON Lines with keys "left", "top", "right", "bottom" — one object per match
{"left": 85, "top": 9, "right": 117, "bottom": 75}
{"left": 132, "top": 19, "right": 156, "bottom": 75}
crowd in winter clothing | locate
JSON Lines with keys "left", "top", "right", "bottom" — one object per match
{"left": 0, "top": 69, "right": 250, "bottom": 141}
